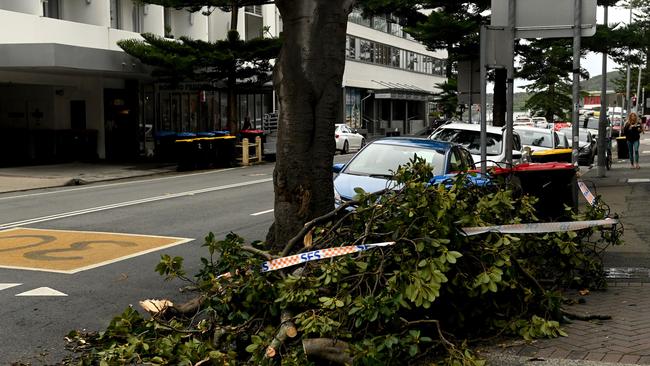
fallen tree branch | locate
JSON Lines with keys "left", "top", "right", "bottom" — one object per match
{"left": 302, "top": 338, "right": 353, "bottom": 365}
{"left": 264, "top": 311, "right": 297, "bottom": 358}
{"left": 241, "top": 245, "right": 275, "bottom": 261}
{"left": 281, "top": 189, "right": 389, "bottom": 257}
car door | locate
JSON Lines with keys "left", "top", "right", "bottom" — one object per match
{"left": 347, "top": 126, "right": 362, "bottom": 149}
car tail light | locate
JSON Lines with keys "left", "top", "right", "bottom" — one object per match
{"left": 335, "top": 134, "right": 339, "bottom": 138}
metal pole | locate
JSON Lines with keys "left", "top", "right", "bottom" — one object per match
{"left": 505, "top": 0, "right": 516, "bottom": 165}
{"left": 468, "top": 75, "right": 473, "bottom": 124}
{"left": 636, "top": 64, "right": 642, "bottom": 113}
{"left": 597, "top": 5, "right": 608, "bottom": 177}
{"left": 480, "top": 26, "right": 488, "bottom": 174}
{"left": 625, "top": 6, "right": 632, "bottom": 121}
{"left": 571, "top": 0, "right": 582, "bottom": 166}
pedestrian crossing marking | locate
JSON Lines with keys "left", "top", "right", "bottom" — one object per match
{"left": 0, "top": 228, "right": 192, "bottom": 274}
{"left": 0, "top": 283, "right": 21, "bottom": 291}
{"left": 15, "top": 287, "right": 67, "bottom": 297}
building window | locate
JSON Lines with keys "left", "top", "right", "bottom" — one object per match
{"left": 110, "top": 0, "right": 119, "bottom": 28}
{"left": 346, "top": 37, "right": 356, "bottom": 59}
{"left": 245, "top": 5, "right": 262, "bottom": 16}
{"left": 245, "top": 12, "right": 263, "bottom": 40}
{"left": 345, "top": 35, "right": 446, "bottom": 76}
{"left": 371, "top": 15, "right": 388, "bottom": 33}
{"left": 359, "top": 40, "right": 373, "bottom": 62}
{"left": 133, "top": 4, "right": 144, "bottom": 32}
{"left": 43, "top": 0, "right": 61, "bottom": 19}
{"left": 164, "top": 7, "right": 172, "bottom": 37}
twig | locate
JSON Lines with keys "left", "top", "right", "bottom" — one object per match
{"left": 281, "top": 189, "right": 388, "bottom": 257}
{"left": 241, "top": 245, "right": 275, "bottom": 261}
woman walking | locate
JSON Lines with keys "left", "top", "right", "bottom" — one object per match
{"left": 623, "top": 112, "right": 643, "bottom": 169}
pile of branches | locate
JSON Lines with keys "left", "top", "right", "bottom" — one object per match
{"left": 65, "top": 159, "right": 621, "bottom": 365}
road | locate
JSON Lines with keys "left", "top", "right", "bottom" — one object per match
{"left": 0, "top": 153, "right": 355, "bottom": 365}
{"left": 0, "top": 164, "right": 269, "bottom": 364}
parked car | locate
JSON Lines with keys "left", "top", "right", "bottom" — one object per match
{"left": 428, "top": 123, "right": 522, "bottom": 167}
{"left": 514, "top": 126, "right": 572, "bottom": 163}
{"left": 583, "top": 117, "right": 611, "bottom": 140}
{"left": 514, "top": 126, "right": 568, "bottom": 153}
{"left": 532, "top": 117, "right": 549, "bottom": 129}
{"left": 514, "top": 116, "right": 535, "bottom": 127}
{"left": 558, "top": 127, "right": 596, "bottom": 166}
{"left": 335, "top": 123, "right": 365, "bottom": 154}
{"left": 332, "top": 137, "right": 479, "bottom": 203}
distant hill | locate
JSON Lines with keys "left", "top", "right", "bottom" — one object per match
{"left": 581, "top": 71, "right": 622, "bottom": 91}
{"left": 484, "top": 72, "right": 622, "bottom": 112}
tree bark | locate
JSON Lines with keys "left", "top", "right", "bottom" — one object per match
{"left": 493, "top": 69, "right": 507, "bottom": 127}
{"left": 271, "top": 0, "right": 353, "bottom": 250}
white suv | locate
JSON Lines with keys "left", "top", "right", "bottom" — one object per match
{"left": 429, "top": 123, "right": 522, "bottom": 167}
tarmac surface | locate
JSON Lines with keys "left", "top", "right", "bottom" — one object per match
{"left": 1, "top": 137, "right": 650, "bottom": 365}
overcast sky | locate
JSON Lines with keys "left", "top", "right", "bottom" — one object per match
{"left": 514, "top": 5, "right": 634, "bottom": 92}
{"left": 583, "top": 5, "right": 632, "bottom": 76}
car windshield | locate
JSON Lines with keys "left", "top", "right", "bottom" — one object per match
{"left": 586, "top": 119, "right": 600, "bottom": 130}
{"left": 559, "top": 128, "right": 589, "bottom": 143}
{"left": 430, "top": 129, "right": 503, "bottom": 156}
{"left": 516, "top": 130, "right": 553, "bottom": 148}
{"left": 344, "top": 143, "right": 447, "bottom": 177}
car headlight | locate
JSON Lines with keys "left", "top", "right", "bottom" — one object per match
{"left": 334, "top": 187, "right": 343, "bottom": 206}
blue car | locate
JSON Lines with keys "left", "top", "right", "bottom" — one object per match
{"left": 333, "top": 137, "right": 482, "bottom": 204}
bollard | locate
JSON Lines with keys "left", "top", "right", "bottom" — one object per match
{"left": 242, "top": 138, "right": 250, "bottom": 165}
{"left": 255, "top": 136, "right": 263, "bottom": 163}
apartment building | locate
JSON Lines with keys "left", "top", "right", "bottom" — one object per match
{"left": 0, "top": 1, "right": 445, "bottom": 165}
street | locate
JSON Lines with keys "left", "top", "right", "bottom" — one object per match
{"left": 0, "top": 164, "right": 277, "bottom": 364}
{"left": 0, "top": 154, "right": 354, "bottom": 365}
{"left": 0, "top": 146, "right": 649, "bottom": 365}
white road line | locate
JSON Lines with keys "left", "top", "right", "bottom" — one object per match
{"left": 0, "top": 178, "right": 272, "bottom": 229}
{"left": 643, "top": 151, "right": 650, "bottom": 154}
{"left": 0, "top": 283, "right": 21, "bottom": 291}
{"left": 0, "top": 168, "right": 237, "bottom": 201}
{"left": 628, "top": 178, "right": 650, "bottom": 183}
{"left": 251, "top": 209, "right": 274, "bottom": 216}
{"left": 15, "top": 287, "right": 67, "bottom": 297}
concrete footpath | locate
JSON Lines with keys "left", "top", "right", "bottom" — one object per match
{"left": 0, "top": 162, "right": 177, "bottom": 193}
{"left": 1, "top": 138, "right": 650, "bottom": 365}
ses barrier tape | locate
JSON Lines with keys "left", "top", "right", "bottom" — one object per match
{"left": 260, "top": 242, "right": 395, "bottom": 272}
{"left": 222, "top": 181, "right": 606, "bottom": 274}
{"left": 578, "top": 180, "right": 597, "bottom": 206}
{"left": 460, "top": 218, "right": 618, "bottom": 236}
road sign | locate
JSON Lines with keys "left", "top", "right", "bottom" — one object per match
{"left": 491, "top": 0, "right": 597, "bottom": 38}
{"left": 458, "top": 59, "right": 481, "bottom": 104}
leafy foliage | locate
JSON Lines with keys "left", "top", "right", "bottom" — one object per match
{"left": 66, "top": 159, "right": 621, "bottom": 365}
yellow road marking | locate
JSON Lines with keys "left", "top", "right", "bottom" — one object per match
{"left": 0, "top": 228, "right": 192, "bottom": 274}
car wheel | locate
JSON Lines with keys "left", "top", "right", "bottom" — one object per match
{"left": 342, "top": 140, "right": 349, "bottom": 154}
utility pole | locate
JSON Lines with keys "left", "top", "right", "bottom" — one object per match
{"left": 597, "top": 4, "right": 608, "bottom": 178}
{"left": 571, "top": 0, "right": 582, "bottom": 167}
{"left": 636, "top": 64, "right": 642, "bottom": 113}
{"left": 625, "top": 6, "right": 632, "bottom": 120}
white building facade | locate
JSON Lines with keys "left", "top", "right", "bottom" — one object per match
{"left": 0, "top": 1, "right": 446, "bottom": 165}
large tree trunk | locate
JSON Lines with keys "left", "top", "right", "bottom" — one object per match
{"left": 270, "top": 0, "right": 353, "bottom": 250}
{"left": 493, "top": 69, "right": 507, "bottom": 127}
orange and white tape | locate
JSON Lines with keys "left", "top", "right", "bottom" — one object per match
{"left": 260, "top": 242, "right": 395, "bottom": 272}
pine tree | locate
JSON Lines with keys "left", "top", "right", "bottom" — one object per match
{"left": 518, "top": 40, "right": 577, "bottom": 122}
{"left": 118, "top": 1, "right": 280, "bottom": 134}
